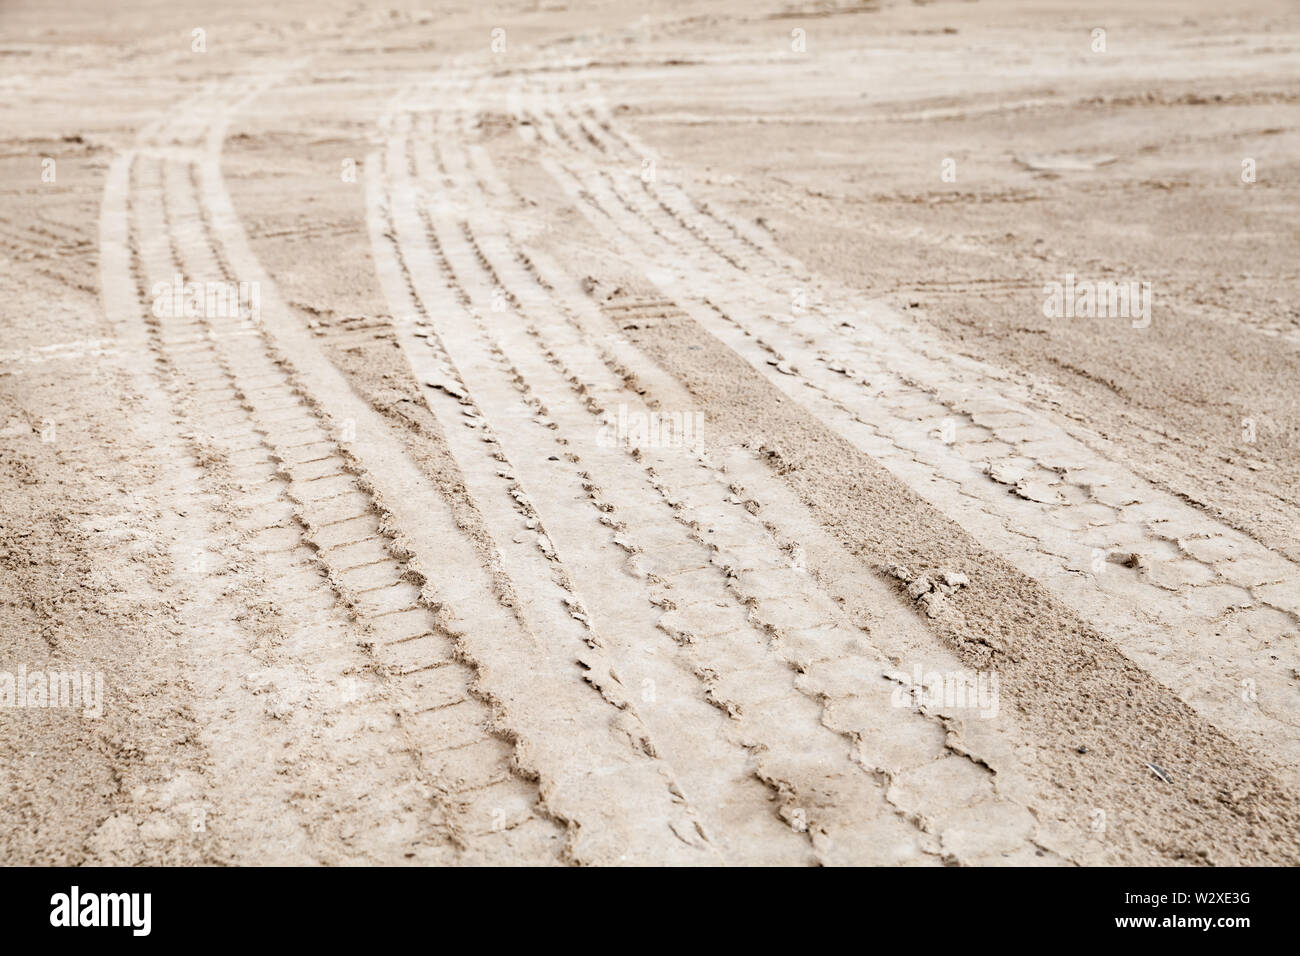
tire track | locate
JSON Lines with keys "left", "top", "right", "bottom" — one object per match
{"left": 162, "top": 158, "right": 562, "bottom": 861}
{"left": 369, "top": 74, "right": 1102, "bottom": 864}
{"left": 409, "top": 95, "right": 930, "bottom": 865}
{"left": 105, "top": 140, "right": 449, "bottom": 863}
{"left": 362, "top": 96, "right": 724, "bottom": 866}
{"left": 489, "top": 64, "right": 1300, "bottom": 863}
{"left": 416, "top": 95, "right": 827, "bottom": 864}
{"left": 515, "top": 70, "right": 1300, "bottom": 785}
{"left": 103, "top": 74, "right": 573, "bottom": 864}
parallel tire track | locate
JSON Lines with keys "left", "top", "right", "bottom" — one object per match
{"left": 103, "top": 75, "right": 569, "bottom": 864}
{"left": 515, "top": 69, "right": 1300, "bottom": 784}
{"left": 363, "top": 75, "right": 1103, "bottom": 864}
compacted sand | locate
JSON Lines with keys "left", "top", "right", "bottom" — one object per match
{"left": 2, "top": 0, "right": 1298, "bottom": 865}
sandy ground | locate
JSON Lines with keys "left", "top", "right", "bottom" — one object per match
{"left": 1, "top": 0, "right": 1298, "bottom": 865}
